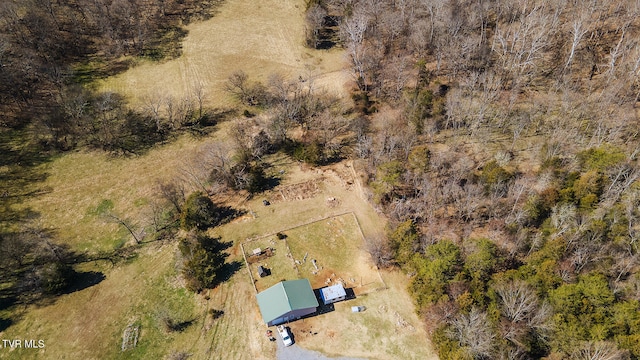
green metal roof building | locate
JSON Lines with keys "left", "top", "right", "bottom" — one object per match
{"left": 256, "top": 279, "right": 319, "bottom": 326}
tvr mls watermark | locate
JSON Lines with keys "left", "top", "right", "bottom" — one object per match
{"left": 1, "top": 339, "right": 45, "bottom": 349}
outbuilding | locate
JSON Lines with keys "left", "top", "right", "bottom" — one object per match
{"left": 319, "top": 283, "right": 347, "bottom": 305}
{"left": 257, "top": 265, "right": 269, "bottom": 277}
{"left": 256, "top": 279, "right": 319, "bottom": 326}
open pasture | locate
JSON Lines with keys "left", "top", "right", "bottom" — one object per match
{"left": 99, "top": 0, "right": 349, "bottom": 108}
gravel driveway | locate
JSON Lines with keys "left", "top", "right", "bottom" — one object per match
{"left": 275, "top": 332, "right": 367, "bottom": 360}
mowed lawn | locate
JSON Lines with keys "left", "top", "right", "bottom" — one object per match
{"left": 285, "top": 213, "right": 384, "bottom": 293}
{"left": 243, "top": 235, "right": 300, "bottom": 292}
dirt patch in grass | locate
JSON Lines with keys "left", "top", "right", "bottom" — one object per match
{"left": 277, "top": 179, "right": 323, "bottom": 202}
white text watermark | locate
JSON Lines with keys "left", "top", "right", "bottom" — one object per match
{"left": 1, "top": 339, "right": 45, "bottom": 349}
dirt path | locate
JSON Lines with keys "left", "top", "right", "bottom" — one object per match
{"left": 100, "top": 0, "right": 348, "bottom": 107}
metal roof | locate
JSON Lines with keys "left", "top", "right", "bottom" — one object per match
{"left": 256, "top": 279, "right": 319, "bottom": 323}
{"left": 320, "top": 283, "right": 346, "bottom": 301}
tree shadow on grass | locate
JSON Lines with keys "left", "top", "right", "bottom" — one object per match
{"left": 0, "top": 293, "right": 17, "bottom": 311}
{"left": 187, "top": 108, "right": 239, "bottom": 135}
{"left": 217, "top": 206, "right": 247, "bottom": 226}
{"left": 0, "top": 129, "right": 52, "bottom": 231}
{"left": 166, "top": 318, "right": 198, "bottom": 333}
{"left": 63, "top": 271, "right": 106, "bottom": 294}
{"left": 215, "top": 260, "right": 243, "bottom": 285}
{"left": 0, "top": 317, "right": 13, "bottom": 332}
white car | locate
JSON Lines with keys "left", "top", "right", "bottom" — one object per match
{"left": 277, "top": 325, "right": 293, "bottom": 346}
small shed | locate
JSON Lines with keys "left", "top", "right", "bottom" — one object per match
{"left": 257, "top": 265, "right": 269, "bottom": 278}
{"left": 319, "top": 283, "right": 347, "bottom": 305}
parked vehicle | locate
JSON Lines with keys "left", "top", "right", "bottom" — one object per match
{"left": 277, "top": 325, "right": 293, "bottom": 346}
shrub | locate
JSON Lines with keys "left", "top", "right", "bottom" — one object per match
{"left": 290, "top": 141, "right": 323, "bottom": 165}
{"left": 372, "top": 160, "right": 405, "bottom": 203}
{"left": 479, "top": 160, "right": 512, "bottom": 192}
{"left": 38, "top": 262, "right": 75, "bottom": 295}
{"left": 180, "top": 192, "right": 220, "bottom": 230}
{"left": 246, "top": 164, "right": 269, "bottom": 194}
{"left": 179, "top": 234, "right": 226, "bottom": 292}
{"left": 577, "top": 146, "right": 626, "bottom": 172}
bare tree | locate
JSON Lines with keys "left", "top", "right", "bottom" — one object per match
{"left": 451, "top": 307, "right": 496, "bottom": 359}
{"left": 340, "top": 10, "right": 369, "bottom": 89}
{"left": 225, "top": 70, "right": 249, "bottom": 98}
{"left": 495, "top": 280, "right": 539, "bottom": 323}
{"left": 103, "top": 212, "right": 143, "bottom": 244}
{"left": 157, "top": 180, "right": 186, "bottom": 214}
{"left": 305, "top": 4, "right": 327, "bottom": 48}
{"left": 364, "top": 234, "right": 394, "bottom": 268}
{"left": 564, "top": 15, "right": 589, "bottom": 73}
{"left": 571, "top": 341, "right": 630, "bottom": 360}
{"left": 141, "top": 92, "right": 165, "bottom": 131}
{"left": 550, "top": 203, "right": 578, "bottom": 239}
{"left": 192, "top": 82, "right": 206, "bottom": 119}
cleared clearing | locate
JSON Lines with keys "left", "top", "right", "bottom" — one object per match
{"left": 99, "top": 0, "right": 349, "bottom": 108}
{"left": 1, "top": 0, "right": 436, "bottom": 358}
{"left": 215, "top": 157, "right": 436, "bottom": 360}
{"left": 3, "top": 140, "right": 436, "bottom": 359}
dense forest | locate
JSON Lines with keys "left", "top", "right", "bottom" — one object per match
{"left": 304, "top": 0, "right": 640, "bottom": 358}
{"left": 2, "top": 0, "right": 640, "bottom": 358}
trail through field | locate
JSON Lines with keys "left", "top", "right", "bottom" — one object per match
{"left": 100, "top": 0, "right": 348, "bottom": 107}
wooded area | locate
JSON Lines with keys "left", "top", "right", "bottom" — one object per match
{"left": 0, "top": 0, "right": 221, "bottom": 150}
{"left": 304, "top": 0, "right": 640, "bottom": 358}
{"left": 2, "top": 0, "right": 640, "bottom": 358}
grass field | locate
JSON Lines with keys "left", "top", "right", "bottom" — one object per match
{"left": 243, "top": 213, "right": 385, "bottom": 294}
{"left": 16, "top": 135, "right": 205, "bottom": 253}
{"left": 99, "top": 0, "right": 349, "bottom": 108}
{"left": 1, "top": 0, "right": 436, "bottom": 358}
{"left": 2, "top": 144, "right": 436, "bottom": 359}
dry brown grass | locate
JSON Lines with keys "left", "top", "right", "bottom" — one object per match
{"left": 217, "top": 157, "right": 437, "bottom": 359}
{"left": 18, "top": 135, "right": 204, "bottom": 252}
{"left": 99, "top": 0, "right": 349, "bottom": 108}
{"left": 2, "top": 1, "right": 435, "bottom": 358}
